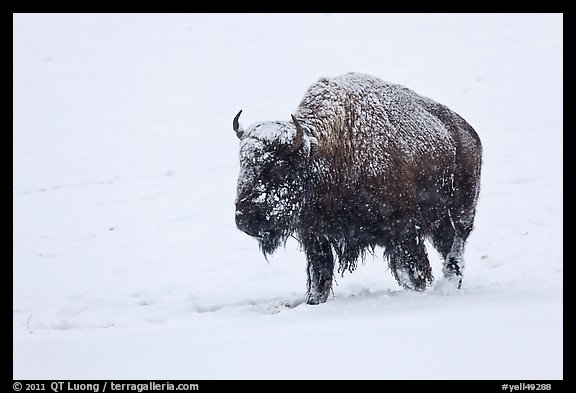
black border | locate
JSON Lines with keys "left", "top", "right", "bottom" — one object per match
{"left": 9, "top": 380, "right": 569, "bottom": 390}
{"left": 9, "top": 3, "right": 569, "bottom": 13}
{"left": 12, "top": 7, "right": 565, "bottom": 388}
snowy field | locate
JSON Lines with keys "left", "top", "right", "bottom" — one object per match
{"left": 13, "top": 13, "right": 563, "bottom": 379}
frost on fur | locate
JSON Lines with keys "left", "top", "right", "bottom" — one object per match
{"left": 234, "top": 72, "right": 482, "bottom": 304}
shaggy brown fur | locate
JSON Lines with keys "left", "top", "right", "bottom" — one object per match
{"left": 234, "top": 72, "right": 482, "bottom": 304}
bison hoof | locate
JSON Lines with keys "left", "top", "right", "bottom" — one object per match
{"left": 306, "top": 291, "right": 329, "bottom": 305}
{"left": 435, "top": 276, "right": 462, "bottom": 293}
{"left": 442, "top": 262, "right": 463, "bottom": 289}
{"left": 394, "top": 267, "right": 432, "bottom": 292}
{"left": 398, "top": 280, "right": 427, "bottom": 292}
{"left": 442, "top": 274, "right": 463, "bottom": 290}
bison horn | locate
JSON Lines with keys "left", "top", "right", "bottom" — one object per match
{"left": 288, "top": 114, "right": 305, "bottom": 154}
{"left": 233, "top": 110, "right": 244, "bottom": 139}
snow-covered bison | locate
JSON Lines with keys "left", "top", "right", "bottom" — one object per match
{"left": 233, "top": 72, "right": 482, "bottom": 304}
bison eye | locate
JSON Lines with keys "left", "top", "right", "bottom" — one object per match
{"left": 259, "top": 161, "right": 287, "bottom": 183}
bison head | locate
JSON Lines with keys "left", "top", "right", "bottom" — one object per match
{"left": 233, "top": 110, "right": 313, "bottom": 256}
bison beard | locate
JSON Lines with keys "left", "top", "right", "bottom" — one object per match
{"left": 233, "top": 72, "right": 482, "bottom": 305}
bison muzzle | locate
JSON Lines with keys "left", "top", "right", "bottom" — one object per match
{"left": 233, "top": 72, "right": 482, "bottom": 305}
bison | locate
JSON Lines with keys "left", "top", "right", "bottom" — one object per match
{"left": 233, "top": 72, "right": 482, "bottom": 305}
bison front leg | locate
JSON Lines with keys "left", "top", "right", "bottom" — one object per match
{"left": 302, "top": 235, "right": 334, "bottom": 305}
{"left": 387, "top": 222, "right": 434, "bottom": 291}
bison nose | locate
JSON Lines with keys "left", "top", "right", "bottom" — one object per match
{"left": 235, "top": 208, "right": 262, "bottom": 237}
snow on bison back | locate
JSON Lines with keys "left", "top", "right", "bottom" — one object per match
{"left": 233, "top": 72, "right": 482, "bottom": 305}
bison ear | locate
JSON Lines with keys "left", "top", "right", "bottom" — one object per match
{"left": 286, "top": 114, "right": 304, "bottom": 154}
{"left": 233, "top": 110, "right": 244, "bottom": 139}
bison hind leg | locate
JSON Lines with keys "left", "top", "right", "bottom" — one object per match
{"left": 431, "top": 215, "right": 471, "bottom": 289}
{"left": 442, "top": 237, "right": 465, "bottom": 289}
{"left": 386, "top": 224, "right": 433, "bottom": 291}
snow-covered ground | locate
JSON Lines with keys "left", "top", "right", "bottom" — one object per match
{"left": 13, "top": 13, "right": 563, "bottom": 379}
